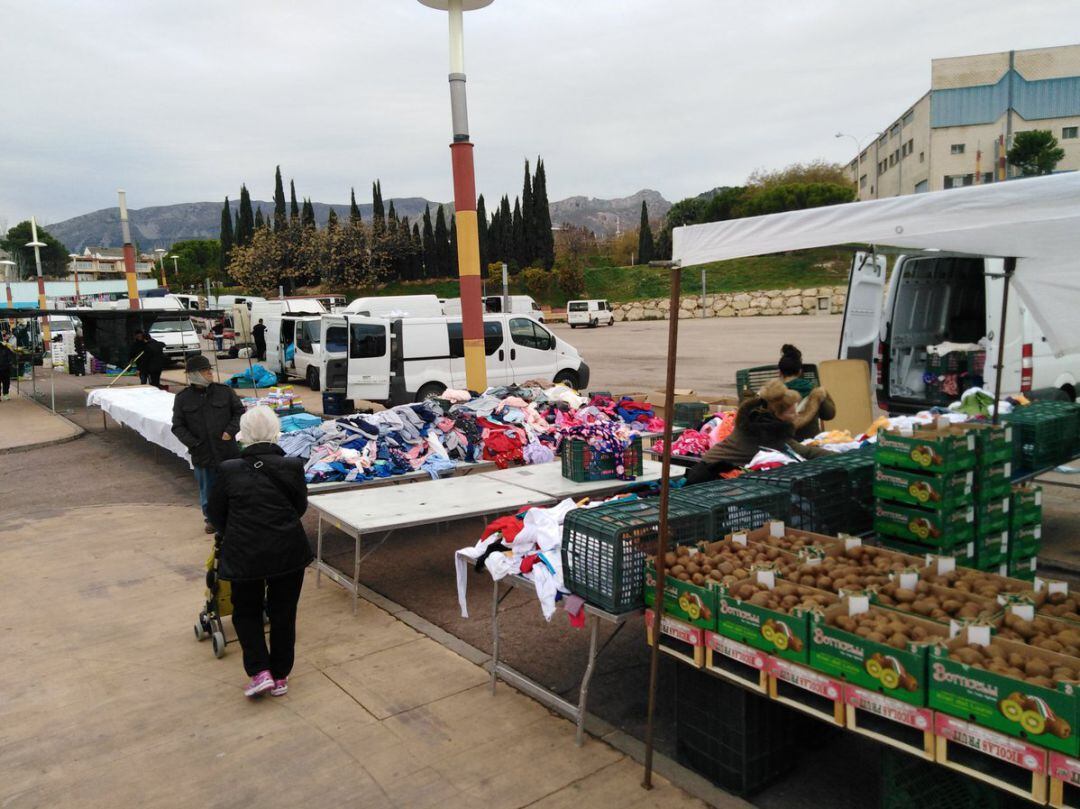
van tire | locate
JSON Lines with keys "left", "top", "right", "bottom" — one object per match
{"left": 569, "top": 323, "right": 577, "bottom": 329}
{"left": 416, "top": 382, "right": 447, "bottom": 403}
{"left": 589, "top": 319, "right": 597, "bottom": 328}
{"left": 554, "top": 370, "right": 580, "bottom": 389}
{"left": 607, "top": 318, "right": 614, "bottom": 326}
{"left": 306, "top": 366, "right": 320, "bottom": 391}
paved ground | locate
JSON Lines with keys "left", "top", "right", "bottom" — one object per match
{"left": 0, "top": 394, "right": 82, "bottom": 451}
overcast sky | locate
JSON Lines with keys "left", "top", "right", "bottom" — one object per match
{"left": 3, "top": 1, "right": 1077, "bottom": 228}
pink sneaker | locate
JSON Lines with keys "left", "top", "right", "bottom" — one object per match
{"left": 244, "top": 670, "right": 274, "bottom": 697}
{"left": 270, "top": 677, "right": 288, "bottom": 697}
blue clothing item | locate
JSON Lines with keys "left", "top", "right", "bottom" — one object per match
{"left": 279, "top": 413, "right": 321, "bottom": 432}
{"left": 284, "top": 343, "right": 296, "bottom": 362}
{"left": 278, "top": 426, "right": 326, "bottom": 459}
{"left": 421, "top": 455, "right": 457, "bottom": 480}
{"left": 193, "top": 466, "right": 218, "bottom": 519}
{"left": 227, "top": 364, "right": 278, "bottom": 389}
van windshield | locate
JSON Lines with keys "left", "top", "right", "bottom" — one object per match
{"left": 150, "top": 319, "right": 195, "bottom": 333}
{"left": 568, "top": 302, "right": 588, "bottom": 312}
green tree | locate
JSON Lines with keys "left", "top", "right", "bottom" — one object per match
{"left": 521, "top": 159, "right": 535, "bottom": 264}
{"left": 254, "top": 207, "right": 265, "bottom": 230}
{"left": 372, "top": 180, "right": 385, "bottom": 236}
{"left": 421, "top": 205, "right": 435, "bottom": 278}
{"left": 476, "top": 193, "right": 489, "bottom": 273}
{"left": 556, "top": 263, "right": 585, "bottom": 299}
{"left": 273, "top": 166, "right": 287, "bottom": 231}
{"left": 747, "top": 160, "right": 850, "bottom": 188}
{"left": 218, "top": 197, "right": 234, "bottom": 271}
{"left": 289, "top": 180, "right": 299, "bottom": 222}
{"left": 739, "top": 182, "right": 853, "bottom": 217}
{"left": 168, "top": 239, "right": 222, "bottom": 288}
{"left": 498, "top": 195, "right": 513, "bottom": 268}
{"left": 433, "top": 205, "right": 451, "bottom": 276}
{"left": 387, "top": 200, "right": 398, "bottom": 228}
{"left": 349, "top": 188, "right": 362, "bottom": 223}
{"left": 327, "top": 208, "right": 339, "bottom": 230}
{"left": 1008, "top": 130, "right": 1066, "bottom": 176}
{"left": 1, "top": 220, "right": 69, "bottom": 278}
{"left": 637, "top": 200, "right": 654, "bottom": 264}
{"left": 533, "top": 159, "right": 555, "bottom": 269}
{"left": 511, "top": 197, "right": 525, "bottom": 267}
{"left": 411, "top": 222, "right": 424, "bottom": 281}
{"left": 237, "top": 184, "right": 255, "bottom": 246}
{"left": 301, "top": 198, "right": 316, "bottom": 229}
{"left": 521, "top": 266, "right": 548, "bottom": 301}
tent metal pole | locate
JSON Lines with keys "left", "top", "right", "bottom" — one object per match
{"left": 642, "top": 262, "right": 682, "bottom": 790}
{"left": 992, "top": 257, "right": 1015, "bottom": 424}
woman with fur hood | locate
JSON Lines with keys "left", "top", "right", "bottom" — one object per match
{"left": 778, "top": 344, "right": 836, "bottom": 439}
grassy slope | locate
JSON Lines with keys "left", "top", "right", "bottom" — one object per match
{"left": 343, "top": 247, "right": 850, "bottom": 307}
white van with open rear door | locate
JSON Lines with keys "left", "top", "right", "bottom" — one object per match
{"left": 252, "top": 298, "right": 328, "bottom": 386}
{"left": 840, "top": 250, "right": 1080, "bottom": 413}
{"left": 320, "top": 313, "right": 589, "bottom": 405}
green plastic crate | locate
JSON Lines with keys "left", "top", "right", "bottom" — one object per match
{"left": 673, "top": 401, "right": 710, "bottom": 428}
{"left": 735, "top": 363, "right": 819, "bottom": 401}
{"left": 560, "top": 435, "right": 643, "bottom": 482}
{"left": 1004, "top": 405, "right": 1077, "bottom": 471}
{"left": 815, "top": 447, "right": 876, "bottom": 534}
{"left": 561, "top": 497, "right": 709, "bottom": 613}
{"left": 745, "top": 462, "right": 849, "bottom": 535}
{"left": 880, "top": 747, "right": 1006, "bottom": 809}
{"left": 670, "top": 478, "right": 790, "bottom": 540}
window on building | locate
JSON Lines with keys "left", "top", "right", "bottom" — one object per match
{"left": 1063, "top": 126, "right": 1078, "bottom": 139}
{"left": 901, "top": 143, "right": 908, "bottom": 158}
{"left": 950, "top": 143, "right": 965, "bottom": 155}
{"left": 906, "top": 138, "right": 914, "bottom": 156}
{"left": 890, "top": 123, "right": 901, "bottom": 138}
{"left": 859, "top": 151, "right": 866, "bottom": 164}
{"left": 981, "top": 172, "right": 994, "bottom": 184}
{"left": 943, "top": 174, "right": 974, "bottom": 189}
{"left": 859, "top": 174, "right": 867, "bottom": 188}
{"left": 902, "top": 110, "right": 914, "bottom": 127}
{"left": 919, "top": 151, "right": 925, "bottom": 163}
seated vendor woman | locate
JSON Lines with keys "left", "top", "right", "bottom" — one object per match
{"left": 778, "top": 343, "right": 835, "bottom": 439}
{"left": 685, "top": 380, "right": 832, "bottom": 483}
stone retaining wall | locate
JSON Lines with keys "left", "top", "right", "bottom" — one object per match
{"left": 609, "top": 286, "right": 846, "bottom": 321}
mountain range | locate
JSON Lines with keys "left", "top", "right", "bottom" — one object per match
{"left": 45, "top": 190, "right": 671, "bottom": 253}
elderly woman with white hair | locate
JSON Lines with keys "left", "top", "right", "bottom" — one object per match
{"left": 207, "top": 405, "right": 313, "bottom": 698}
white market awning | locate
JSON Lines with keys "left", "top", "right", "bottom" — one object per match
{"left": 672, "top": 173, "right": 1080, "bottom": 354}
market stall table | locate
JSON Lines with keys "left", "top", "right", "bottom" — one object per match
{"left": 477, "top": 457, "right": 684, "bottom": 499}
{"left": 86, "top": 385, "right": 191, "bottom": 465}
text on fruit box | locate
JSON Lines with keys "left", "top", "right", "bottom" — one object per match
{"left": 843, "top": 684, "right": 932, "bottom": 731}
{"left": 705, "top": 631, "right": 769, "bottom": 670}
{"left": 645, "top": 609, "right": 703, "bottom": 646}
{"left": 1050, "top": 752, "right": 1080, "bottom": 786}
{"left": 767, "top": 656, "right": 842, "bottom": 701}
{"left": 935, "top": 713, "right": 1047, "bottom": 774}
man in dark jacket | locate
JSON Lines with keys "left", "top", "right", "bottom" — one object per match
{"left": 207, "top": 405, "right": 312, "bottom": 698}
{"left": 252, "top": 319, "right": 267, "bottom": 361}
{"left": 171, "top": 354, "right": 244, "bottom": 532}
{"left": 131, "top": 330, "right": 165, "bottom": 388}
{"left": 0, "top": 338, "right": 15, "bottom": 400}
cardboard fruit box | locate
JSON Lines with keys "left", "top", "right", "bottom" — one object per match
{"left": 872, "top": 466, "right": 974, "bottom": 511}
{"left": 916, "top": 554, "right": 1040, "bottom": 603}
{"left": 976, "top": 497, "right": 1011, "bottom": 534}
{"left": 929, "top": 628, "right": 1080, "bottom": 756}
{"left": 976, "top": 460, "right": 1014, "bottom": 496}
{"left": 729, "top": 521, "right": 846, "bottom": 554}
{"left": 1010, "top": 522, "right": 1042, "bottom": 560}
{"left": 1009, "top": 557, "right": 1038, "bottom": 581}
{"left": 643, "top": 559, "right": 717, "bottom": 631}
{"left": 714, "top": 575, "right": 837, "bottom": 663}
{"left": 975, "top": 529, "right": 1009, "bottom": 570}
{"left": 810, "top": 598, "right": 949, "bottom": 706}
{"left": 876, "top": 426, "right": 977, "bottom": 473}
{"left": 874, "top": 579, "right": 1001, "bottom": 625}
{"left": 878, "top": 536, "right": 977, "bottom": 567}
{"left": 874, "top": 500, "right": 975, "bottom": 545}
{"left": 961, "top": 422, "right": 1015, "bottom": 465}
{"left": 1012, "top": 484, "right": 1043, "bottom": 527}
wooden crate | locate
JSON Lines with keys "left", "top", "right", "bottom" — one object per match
{"left": 765, "top": 656, "right": 844, "bottom": 725}
{"left": 843, "top": 684, "right": 934, "bottom": 760}
{"left": 644, "top": 609, "right": 704, "bottom": 668}
{"left": 1050, "top": 753, "right": 1080, "bottom": 808}
{"left": 704, "top": 631, "right": 770, "bottom": 695}
{"left": 934, "top": 713, "right": 1048, "bottom": 804}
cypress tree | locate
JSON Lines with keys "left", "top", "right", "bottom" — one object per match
{"left": 234, "top": 209, "right": 241, "bottom": 245}
{"left": 421, "top": 206, "right": 435, "bottom": 278}
{"left": 273, "top": 166, "right": 286, "bottom": 231}
{"left": 533, "top": 159, "right": 555, "bottom": 270}
{"left": 433, "top": 205, "right": 450, "bottom": 277}
{"left": 290, "top": 180, "right": 299, "bottom": 222}
{"left": 511, "top": 197, "right": 525, "bottom": 267}
{"left": 521, "top": 160, "right": 534, "bottom": 264}
{"left": 349, "top": 188, "right": 361, "bottom": 223}
{"left": 387, "top": 200, "right": 398, "bottom": 227}
{"left": 372, "top": 180, "right": 385, "bottom": 235}
{"left": 476, "top": 193, "right": 489, "bottom": 274}
{"left": 499, "top": 195, "right": 513, "bottom": 265}
{"left": 449, "top": 214, "right": 459, "bottom": 276}
{"left": 327, "top": 208, "right": 339, "bottom": 230}
{"left": 411, "top": 222, "right": 424, "bottom": 281}
{"left": 254, "top": 207, "right": 265, "bottom": 230}
{"left": 301, "top": 198, "right": 315, "bottom": 229}
{"left": 238, "top": 184, "right": 254, "bottom": 246}
{"left": 219, "top": 197, "right": 234, "bottom": 270}
{"left": 637, "top": 200, "right": 655, "bottom": 264}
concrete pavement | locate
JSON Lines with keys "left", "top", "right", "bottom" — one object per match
{"left": 0, "top": 394, "right": 82, "bottom": 452}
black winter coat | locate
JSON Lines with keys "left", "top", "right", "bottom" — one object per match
{"left": 0, "top": 344, "right": 14, "bottom": 372}
{"left": 171, "top": 383, "right": 244, "bottom": 468}
{"left": 132, "top": 337, "right": 165, "bottom": 372}
{"left": 207, "top": 443, "right": 313, "bottom": 582}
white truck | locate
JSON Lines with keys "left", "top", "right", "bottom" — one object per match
{"left": 841, "top": 251, "right": 1080, "bottom": 412}
{"left": 320, "top": 312, "right": 588, "bottom": 405}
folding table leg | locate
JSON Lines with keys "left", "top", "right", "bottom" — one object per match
{"left": 575, "top": 618, "right": 600, "bottom": 747}
{"left": 491, "top": 578, "right": 500, "bottom": 695}
{"left": 352, "top": 533, "right": 361, "bottom": 615}
{"left": 316, "top": 516, "right": 323, "bottom": 588}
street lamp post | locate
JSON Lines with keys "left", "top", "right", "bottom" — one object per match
{"left": 154, "top": 247, "right": 167, "bottom": 286}
{"left": 170, "top": 254, "right": 179, "bottom": 283}
{"left": 118, "top": 190, "right": 140, "bottom": 309}
{"left": 27, "top": 218, "right": 50, "bottom": 404}
{"left": 418, "top": 0, "right": 494, "bottom": 393}
{"left": 1, "top": 259, "right": 16, "bottom": 327}
{"left": 69, "top": 253, "right": 82, "bottom": 304}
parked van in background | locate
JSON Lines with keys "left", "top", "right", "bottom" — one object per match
{"left": 344, "top": 294, "right": 443, "bottom": 318}
{"left": 840, "top": 250, "right": 1080, "bottom": 413}
{"left": 215, "top": 294, "right": 266, "bottom": 311}
{"left": 320, "top": 313, "right": 588, "bottom": 405}
{"left": 566, "top": 299, "right": 614, "bottom": 328}
{"left": 252, "top": 298, "right": 328, "bottom": 388}
{"left": 443, "top": 295, "right": 545, "bottom": 322}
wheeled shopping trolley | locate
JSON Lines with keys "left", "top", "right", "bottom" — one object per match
{"left": 193, "top": 538, "right": 233, "bottom": 658}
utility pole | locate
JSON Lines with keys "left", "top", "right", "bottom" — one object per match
{"left": 118, "top": 190, "right": 140, "bottom": 309}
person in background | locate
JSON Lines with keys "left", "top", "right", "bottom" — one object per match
{"left": 0, "top": 337, "right": 15, "bottom": 401}
{"left": 171, "top": 355, "right": 244, "bottom": 534}
{"left": 252, "top": 318, "right": 267, "bottom": 361}
{"left": 131, "top": 330, "right": 165, "bottom": 388}
{"left": 212, "top": 320, "right": 225, "bottom": 352}
{"left": 207, "top": 405, "right": 312, "bottom": 698}
{"left": 778, "top": 343, "right": 835, "bottom": 440}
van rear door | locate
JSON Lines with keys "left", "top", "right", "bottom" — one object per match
{"left": 345, "top": 316, "right": 391, "bottom": 401}
{"left": 321, "top": 315, "right": 349, "bottom": 393}
{"left": 839, "top": 251, "right": 887, "bottom": 364}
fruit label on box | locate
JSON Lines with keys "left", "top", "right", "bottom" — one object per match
{"left": 873, "top": 467, "right": 973, "bottom": 509}
{"left": 875, "top": 502, "right": 975, "bottom": 545}
{"left": 769, "top": 520, "right": 785, "bottom": 537}
{"left": 767, "top": 656, "right": 843, "bottom": 701}
{"left": 645, "top": 609, "right": 703, "bottom": 646}
{"left": 877, "top": 429, "right": 976, "bottom": 472}
{"left": 715, "top": 593, "right": 811, "bottom": 663}
{"left": 1050, "top": 752, "right": 1080, "bottom": 786}
{"left": 935, "top": 714, "right": 1047, "bottom": 773}
{"left": 844, "top": 684, "right": 933, "bottom": 730}
{"left": 644, "top": 561, "right": 716, "bottom": 630}
{"left": 705, "top": 631, "right": 769, "bottom": 670}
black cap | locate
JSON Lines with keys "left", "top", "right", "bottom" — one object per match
{"left": 186, "top": 355, "right": 211, "bottom": 373}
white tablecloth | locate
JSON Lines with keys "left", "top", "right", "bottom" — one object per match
{"left": 87, "top": 386, "right": 192, "bottom": 467}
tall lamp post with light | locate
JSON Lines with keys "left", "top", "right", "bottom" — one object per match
{"left": 69, "top": 253, "right": 83, "bottom": 304}
{"left": 26, "top": 218, "right": 51, "bottom": 403}
{"left": 417, "top": 0, "right": 493, "bottom": 392}
{"left": 1, "top": 258, "right": 16, "bottom": 321}
{"left": 154, "top": 247, "right": 167, "bottom": 286}
{"left": 170, "top": 254, "right": 179, "bottom": 283}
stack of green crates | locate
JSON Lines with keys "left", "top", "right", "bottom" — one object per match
{"left": 873, "top": 426, "right": 977, "bottom": 560}
{"left": 815, "top": 444, "right": 876, "bottom": 535}
{"left": 1004, "top": 401, "right": 1080, "bottom": 474}
{"left": 966, "top": 423, "right": 1014, "bottom": 571}
{"left": 1008, "top": 483, "right": 1043, "bottom": 580}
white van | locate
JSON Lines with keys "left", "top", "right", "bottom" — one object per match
{"left": 840, "top": 251, "right": 1080, "bottom": 413}
{"left": 444, "top": 295, "right": 545, "bottom": 322}
{"left": 320, "top": 313, "right": 589, "bottom": 405}
{"left": 148, "top": 317, "right": 202, "bottom": 363}
{"left": 252, "top": 299, "right": 328, "bottom": 387}
{"left": 566, "top": 299, "right": 613, "bottom": 328}
{"left": 215, "top": 294, "right": 266, "bottom": 311}
{"left": 344, "top": 294, "right": 443, "bottom": 318}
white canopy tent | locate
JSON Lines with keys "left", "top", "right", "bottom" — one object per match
{"left": 672, "top": 172, "right": 1080, "bottom": 355}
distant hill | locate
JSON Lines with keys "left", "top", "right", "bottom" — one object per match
{"left": 46, "top": 189, "right": 673, "bottom": 253}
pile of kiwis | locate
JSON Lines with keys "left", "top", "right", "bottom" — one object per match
{"left": 750, "top": 531, "right": 824, "bottom": 554}
{"left": 997, "top": 611, "right": 1080, "bottom": 657}
{"left": 947, "top": 643, "right": 1079, "bottom": 689}
{"left": 779, "top": 546, "right": 919, "bottom": 594}
{"left": 727, "top": 580, "right": 837, "bottom": 613}
{"left": 659, "top": 543, "right": 797, "bottom": 588}
{"left": 874, "top": 580, "right": 995, "bottom": 622}
{"left": 919, "top": 567, "right": 1042, "bottom": 604}
{"left": 1039, "top": 592, "right": 1080, "bottom": 622}
{"left": 828, "top": 610, "right": 946, "bottom": 650}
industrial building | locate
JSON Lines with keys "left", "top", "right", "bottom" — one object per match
{"left": 846, "top": 43, "right": 1080, "bottom": 199}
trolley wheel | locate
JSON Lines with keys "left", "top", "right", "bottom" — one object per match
{"left": 194, "top": 622, "right": 207, "bottom": 641}
{"left": 211, "top": 631, "right": 226, "bottom": 658}
{"left": 194, "top": 612, "right": 210, "bottom": 641}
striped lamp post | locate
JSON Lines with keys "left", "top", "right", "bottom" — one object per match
{"left": 418, "top": 0, "right": 493, "bottom": 392}
{"left": 117, "top": 190, "right": 141, "bottom": 309}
